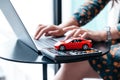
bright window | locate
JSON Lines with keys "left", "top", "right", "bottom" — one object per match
{"left": 0, "top": 0, "right": 53, "bottom": 42}
{"left": 10, "top": 0, "right": 53, "bottom": 34}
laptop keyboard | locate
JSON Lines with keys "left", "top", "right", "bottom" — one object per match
{"left": 34, "top": 36, "right": 65, "bottom": 48}
{"left": 34, "top": 37, "right": 60, "bottom": 48}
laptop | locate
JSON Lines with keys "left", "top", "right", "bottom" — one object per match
{"left": 0, "top": 0, "right": 109, "bottom": 63}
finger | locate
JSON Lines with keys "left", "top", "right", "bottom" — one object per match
{"left": 47, "top": 28, "right": 64, "bottom": 37}
{"left": 72, "top": 29, "right": 82, "bottom": 37}
{"left": 35, "top": 25, "right": 57, "bottom": 39}
{"left": 34, "top": 24, "right": 46, "bottom": 38}
{"left": 73, "top": 28, "right": 89, "bottom": 38}
{"left": 47, "top": 30, "right": 59, "bottom": 36}
{"left": 35, "top": 26, "right": 50, "bottom": 39}
{"left": 44, "top": 32, "right": 50, "bottom": 36}
{"left": 81, "top": 32, "right": 88, "bottom": 39}
{"left": 63, "top": 25, "right": 79, "bottom": 32}
{"left": 44, "top": 30, "right": 59, "bottom": 36}
{"left": 64, "top": 29, "right": 77, "bottom": 40}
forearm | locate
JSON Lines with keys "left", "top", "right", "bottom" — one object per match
{"left": 57, "top": 17, "right": 80, "bottom": 33}
{"left": 73, "top": 0, "right": 110, "bottom": 26}
{"left": 58, "top": 17, "right": 80, "bottom": 28}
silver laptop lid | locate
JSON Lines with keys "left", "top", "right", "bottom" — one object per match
{"left": 0, "top": 0, "right": 38, "bottom": 52}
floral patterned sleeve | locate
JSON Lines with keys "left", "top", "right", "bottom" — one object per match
{"left": 73, "top": 0, "right": 110, "bottom": 26}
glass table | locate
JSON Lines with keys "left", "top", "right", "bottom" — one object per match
{"left": 0, "top": 39, "right": 110, "bottom": 80}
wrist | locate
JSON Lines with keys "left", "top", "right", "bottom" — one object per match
{"left": 100, "top": 31, "right": 107, "bottom": 41}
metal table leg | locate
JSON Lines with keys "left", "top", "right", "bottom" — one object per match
{"left": 43, "top": 64, "right": 47, "bottom": 80}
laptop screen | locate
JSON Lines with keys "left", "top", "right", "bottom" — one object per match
{"left": 0, "top": 0, "right": 38, "bottom": 52}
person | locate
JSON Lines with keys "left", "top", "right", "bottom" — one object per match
{"left": 34, "top": 0, "right": 120, "bottom": 80}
